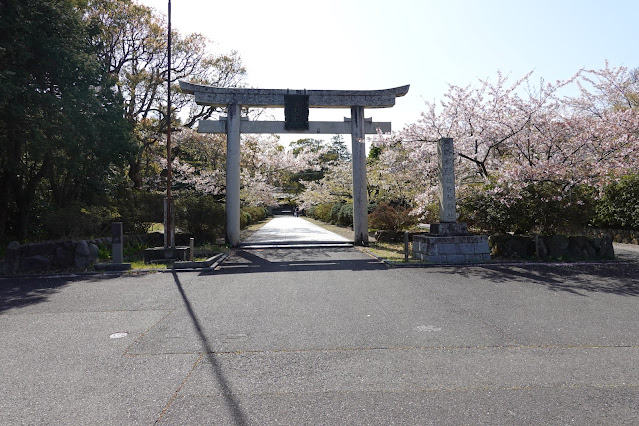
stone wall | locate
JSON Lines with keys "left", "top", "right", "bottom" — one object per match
{"left": 488, "top": 234, "right": 614, "bottom": 260}
{"left": 0, "top": 232, "right": 196, "bottom": 275}
{"left": 2, "top": 239, "right": 101, "bottom": 275}
{"left": 580, "top": 227, "right": 639, "bottom": 245}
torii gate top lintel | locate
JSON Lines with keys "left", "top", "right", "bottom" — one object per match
{"left": 179, "top": 81, "right": 409, "bottom": 108}
{"left": 179, "top": 80, "right": 410, "bottom": 247}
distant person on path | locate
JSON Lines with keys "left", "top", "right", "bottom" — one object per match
{"left": 294, "top": 206, "right": 299, "bottom": 217}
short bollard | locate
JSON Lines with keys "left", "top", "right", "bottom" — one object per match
{"left": 404, "top": 232, "right": 409, "bottom": 263}
{"left": 189, "top": 238, "right": 194, "bottom": 261}
{"left": 112, "top": 222, "right": 124, "bottom": 264}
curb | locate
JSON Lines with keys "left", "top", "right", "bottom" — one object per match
{"left": 0, "top": 253, "right": 230, "bottom": 280}
{"left": 168, "top": 252, "right": 228, "bottom": 272}
{"left": 357, "top": 247, "right": 628, "bottom": 268}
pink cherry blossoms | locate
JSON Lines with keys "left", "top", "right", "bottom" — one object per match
{"left": 372, "top": 63, "right": 639, "bottom": 220}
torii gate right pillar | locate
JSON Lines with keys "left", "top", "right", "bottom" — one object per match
{"left": 226, "top": 103, "right": 241, "bottom": 247}
{"left": 351, "top": 106, "right": 368, "bottom": 246}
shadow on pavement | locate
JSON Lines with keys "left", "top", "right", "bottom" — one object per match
{"left": 444, "top": 263, "right": 639, "bottom": 297}
{"left": 205, "top": 248, "right": 387, "bottom": 276}
{"left": 171, "top": 271, "right": 249, "bottom": 425}
{"left": 0, "top": 273, "right": 144, "bottom": 314}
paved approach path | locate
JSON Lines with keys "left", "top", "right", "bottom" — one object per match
{"left": 242, "top": 215, "right": 351, "bottom": 247}
{"left": 2, "top": 245, "right": 639, "bottom": 424}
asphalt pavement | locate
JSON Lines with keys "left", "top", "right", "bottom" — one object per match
{"left": 1, "top": 218, "right": 639, "bottom": 424}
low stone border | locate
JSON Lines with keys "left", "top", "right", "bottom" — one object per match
{"left": 172, "top": 253, "right": 226, "bottom": 269}
{"left": 488, "top": 234, "right": 614, "bottom": 260}
{"left": 94, "top": 262, "right": 132, "bottom": 272}
{"left": 581, "top": 227, "right": 639, "bottom": 245}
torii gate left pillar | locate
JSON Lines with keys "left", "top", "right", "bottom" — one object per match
{"left": 180, "top": 82, "right": 409, "bottom": 247}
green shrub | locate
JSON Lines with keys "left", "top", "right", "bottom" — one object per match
{"left": 175, "top": 195, "right": 225, "bottom": 242}
{"left": 593, "top": 174, "right": 639, "bottom": 229}
{"left": 45, "top": 203, "right": 119, "bottom": 239}
{"left": 242, "top": 206, "right": 268, "bottom": 224}
{"left": 337, "top": 203, "right": 354, "bottom": 227}
{"left": 307, "top": 205, "right": 316, "bottom": 218}
{"left": 98, "top": 244, "right": 110, "bottom": 260}
{"left": 123, "top": 242, "right": 146, "bottom": 258}
{"left": 313, "top": 203, "right": 334, "bottom": 223}
{"left": 240, "top": 210, "right": 251, "bottom": 229}
{"left": 368, "top": 203, "right": 417, "bottom": 231}
{"left": 330, "top": 203, "right": 343, "bottom": 224}
{"left": 114, "top": 190, "right": 164, "bottom": 235}
{"left": 458, "top": 182, "right": 597, "bottom": 234}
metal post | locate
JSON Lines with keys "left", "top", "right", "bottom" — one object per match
{"left": 226, "top": 103, "right": 241, "bottom": 247}
{"left": 404, "top": 232, "right": 409, "bottom": 262}
{"left": 351, "top": 106, "right": 369, "bottom": 246}
{"left": 164, "top": 0, "right": 174, "bottom": 249}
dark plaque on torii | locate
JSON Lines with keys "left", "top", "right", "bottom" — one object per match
{"left": 284, "top": 94, "right": 309, "bottom": 131}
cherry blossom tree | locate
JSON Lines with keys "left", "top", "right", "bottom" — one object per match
{"left": 372, "top": 63, "right": 639, "bottom": 231}
{"left": 297, "top": 161, "right": 353, "bottom": 209}
{"left": 240, "top": 134, "right": 325, "bottom": 206}
{"left": 149, "top": 129, "right": 325, "bottom": 207}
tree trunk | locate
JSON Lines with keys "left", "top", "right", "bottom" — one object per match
{"left": 0, "top": 172, "right": 11, "bottom": 241}
{"left": 12, "top": 155, "right": 50, "bottom": 240}
{"left": 128, "top": 159, "right": 143, "bottom": 189}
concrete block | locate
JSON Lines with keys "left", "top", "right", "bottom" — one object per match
{"left": 465, "top": 254, "right": 488, "bottom": 263}
{"left": 456, "top": 243, "right": 477, "bottom": 254}
{"left": 439, "top": 244, "right": 457, "bottom": 255}
{"left": 446, "top": 254, "right": 467, "bottom": 263}
{"left": 430, "top": 222, "right": 468, "bottom": 236}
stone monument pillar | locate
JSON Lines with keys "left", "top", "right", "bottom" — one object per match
{"left": 438, "top": 138, "right": 456, "bottom": 223}
{"left": 112, "top": 222, "right": 124, "bottom": 264}
{"left": 429, "top": 138, "right": 468, "bottom": 236}
{"left": 94, "top": 222, "right": 131, "bottom": 271}
{"left": 412, "top": 138, "right": 490, "bottom": 263}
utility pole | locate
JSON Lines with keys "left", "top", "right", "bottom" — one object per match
{"left": 165, "top": 0, "right": 174, "bottom": 249}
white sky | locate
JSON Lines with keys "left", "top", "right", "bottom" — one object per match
{"left": 139, "top": 0, "right": 638, "bottom": 147}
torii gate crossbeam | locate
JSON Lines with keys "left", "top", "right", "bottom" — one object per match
{"left": 180, "top": 82, "right": 409, "bottom": 247}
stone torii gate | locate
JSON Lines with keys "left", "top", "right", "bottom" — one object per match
{"left": 180, "top": 82, "right": 409, "bottom": 247}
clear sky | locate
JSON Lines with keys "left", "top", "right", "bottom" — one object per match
{"left": 138, "top": 0, "right": 638, "bottom": 145}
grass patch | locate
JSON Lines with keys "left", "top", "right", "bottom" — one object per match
{"left": 130, "top": 260, "right": 169, "bottom": 270}
{"left": 364, "top": 242, "right": 426, "bottom": 264}
{"left": 148, "top": 223, "right": 164, "bottom": 232}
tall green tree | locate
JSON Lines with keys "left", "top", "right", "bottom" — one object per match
{"left": 0, "top": 0, "right": 133, "bottom": 240}
{"left": 329, "top": 134, "right": 351, "bottom": 161}
{"left": 84, "top": 0, "right": 246, "bottom": 188}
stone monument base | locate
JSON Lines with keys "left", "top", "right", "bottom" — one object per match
{"left": 94, "top": 262, "right": 132, "bottom": 271}
{"left": 412, "top": 222, "right": 491, "bottom": 264}
{"left": 143, "top": 246, "right": 190, "bottom": 264}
